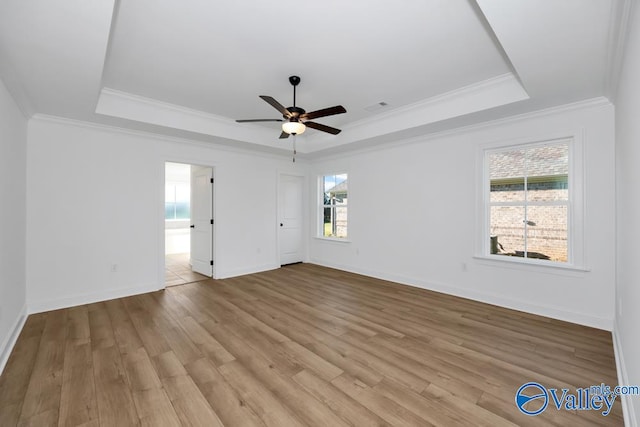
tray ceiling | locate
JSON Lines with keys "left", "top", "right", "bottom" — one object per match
{"left": 0, "top": 0, "right": 625, "bottom": 155}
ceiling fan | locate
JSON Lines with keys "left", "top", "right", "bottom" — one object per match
{"left": 236, "top": 76, "right": 347, "bottom": 139}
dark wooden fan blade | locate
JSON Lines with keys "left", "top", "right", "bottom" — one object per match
{"left": 279, "top": 131, "right": 290, "bottom": 139}
{"left": 236, "top": 119, "right": 283, "bottom": 123}
{"left": 300, "top": 105, "right": 346, "bottom": 121}
{"left": 260, "top": 96, "right": 291, "bottom": 117}
{"left": 305, "top": 121, "right": 341, "bottom": 135}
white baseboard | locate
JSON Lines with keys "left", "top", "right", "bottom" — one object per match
{"left": 309, "top": 259, "right": 613, "bottom": 331}
{"left": 0, "top": 303, "right": 27, "bottom": 376}
{"left": 28, "top": 282, "right": 163, "bottom": 314}
{"left": 216, "top": 263, "right": 279, "bottom": 279}
{"left": 613, "top": 322, "right": 638, "bottom": 427}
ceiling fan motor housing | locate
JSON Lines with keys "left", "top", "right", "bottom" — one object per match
{"left": 286, "top": 106, "right": 305, "bottom": 119}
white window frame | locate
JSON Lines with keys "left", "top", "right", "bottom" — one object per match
{"left": 318, "top": 173, "right": 349, "bottom": 241}
{"left": 476, "top": 133, "right": 586, "bottom": 270}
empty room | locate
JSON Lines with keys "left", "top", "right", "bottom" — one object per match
{"left": 1, "top": 1, "right": 640, "bottom": 426}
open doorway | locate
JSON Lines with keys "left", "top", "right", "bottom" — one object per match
{"left": 164, "top": 162, "right": 214, "bottom": 286}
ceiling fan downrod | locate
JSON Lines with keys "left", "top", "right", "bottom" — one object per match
{"left": 289, "top": 75, "right": 300, "bottom": 108}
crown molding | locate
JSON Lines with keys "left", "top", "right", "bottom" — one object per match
{"left": 98, "top": 87, "right": 232, "bottom": 122}
{"left": 355, "top": 73, "right": 523, "bottom": 126}
{"left": 304, "top": 72, "right": 529, "bottom": 152}
{"left": 95, "top": 87, "right": 279, "bottom": 148}
{"left": 96, "top": 73, "right": 529, "bottom": 156}
{"left": 32, "top": 94, "right": 611, "bottom": 165}
{"left": 29, "top": 114, "right": 295, "bottom": 161}
{"left": 451, "top": 95, "right": 612, "bottom": 134}
{"left": 308, "top": 96, "right": 612, "bottom": 161}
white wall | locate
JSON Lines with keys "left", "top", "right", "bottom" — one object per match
{"left": 26, "top": 117, "right": 302, "bottom": 312}
{"left": 309, "top": 100, "right": 616, "bottom": 330}
{"left": 0, "top": 78, "right": 28, "bottom": 373}
{"left": 614, "top": 1, "right": 640, "bottom": 425}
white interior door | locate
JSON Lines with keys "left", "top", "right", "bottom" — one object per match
{"left": 279, "top": 174, "right": 304, "bottom": 265}
{"left": 190, "top": 166, "right": 213, "bottom": 276}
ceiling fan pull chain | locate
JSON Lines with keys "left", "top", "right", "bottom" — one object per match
{"left": 292, "top": 134, "right": 297, "bottom": 163}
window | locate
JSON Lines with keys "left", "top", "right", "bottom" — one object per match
{"left": 165, "top": 183, "right": 190, "bottom": 220}
{"left": 321, "top": 173, "right": 348, "bottom": 238}
{"left": 484, "top": 140, "right": 573, "bottom": 264}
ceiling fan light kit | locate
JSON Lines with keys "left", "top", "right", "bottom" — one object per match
{"left": 236, "top": 75, "right": 346, "bottom": 140}
{"left": 282, "top": 118, "right": 305, "bottom": 135}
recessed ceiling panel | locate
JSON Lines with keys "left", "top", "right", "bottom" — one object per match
{"left": 0, "top": 0, "right": 115, "bottom": 117}
{"left": 103, "top": 0, "right": 513, "bottom": 126}
{"left": 476, "top": 0, "right": 614, "bottom": 102}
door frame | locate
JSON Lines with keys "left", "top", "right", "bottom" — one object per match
{"left": 161, "top": 159, "right": 217, "bottom": 288}
{"left": 277, "top": 171, "right": 307, "bottom": 266}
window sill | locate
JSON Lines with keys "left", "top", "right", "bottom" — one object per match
{"left": 314, "top": 236, "right": 352, "bottom": 243}
{"left": 473, "top": 255, "right": 590, "bottom": 273}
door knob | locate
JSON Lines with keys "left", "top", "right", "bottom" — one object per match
{"left": 190, "top": 225, "right": 195, "bottom": 228}
{"left": 280, "top": 223, "right": 283, "bottom": 227}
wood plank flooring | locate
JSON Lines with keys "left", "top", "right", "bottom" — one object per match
{"left": 0, "top": 264, "right": 623, "bottom": 426}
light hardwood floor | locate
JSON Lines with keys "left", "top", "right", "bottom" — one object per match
{"left": 165, "top": 253, "right": 209, "bottom": 287}
{"left": 0, "top": 264, "right": 623, "bottom": 426}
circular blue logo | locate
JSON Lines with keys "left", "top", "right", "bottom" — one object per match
{"left": 515, "top": 382, "right": 548, "bottom": 416}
